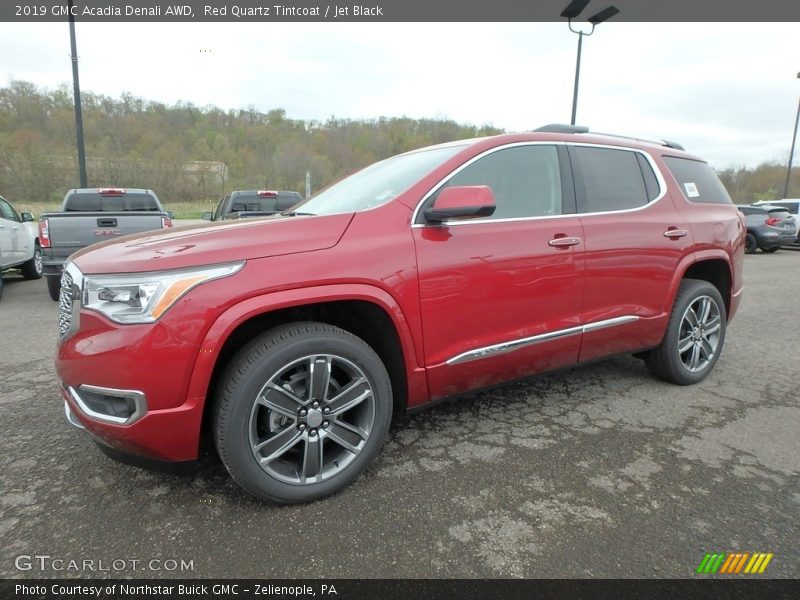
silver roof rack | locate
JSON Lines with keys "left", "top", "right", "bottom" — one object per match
{"left": 534, "top": 124, "right": 685, "bottom": 151}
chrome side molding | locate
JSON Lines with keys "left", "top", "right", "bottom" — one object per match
{"left": 446, "top": 315, "right": 639, "bottom": 365}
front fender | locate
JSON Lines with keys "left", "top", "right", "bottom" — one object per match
{"left": 184, "top": 283, "right": 427, "bottom": 407}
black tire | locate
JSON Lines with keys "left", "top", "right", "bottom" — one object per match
{"left": 744, "top": 233, "right": 757, "bottom": 254}
{"left": 761, "top": 246, "right": 780, "bottom": 253}
{"left": 213, "top": 321, "right": 393, "bottom": 504}
{"left": 20, "top": 245, "right": 43, "bottom": 279}
{"left": 46, "top": 276, "right": 61, "bottom": 301}
{"left": 645, "top": 279, "right": 727, "bottom": 385}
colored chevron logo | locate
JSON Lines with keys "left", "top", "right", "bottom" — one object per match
{"left": 696, "top": 552, "right": 774, "bottom": 574}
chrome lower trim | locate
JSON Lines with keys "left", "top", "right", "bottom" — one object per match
{"left": 68, "top": 384, "right": 147, "bottom": 426}
{"left": 63, "top": 400, "right": 85, "bottom": 429}
{"left": 445, "top": 315, "right": 640, "bottom": 365}
{"left": 581, "top": 315, "right": 640, "bottom": 333}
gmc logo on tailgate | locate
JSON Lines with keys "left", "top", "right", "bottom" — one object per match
{"left": 94, "top": 229, "right": 122, "bottom": 237}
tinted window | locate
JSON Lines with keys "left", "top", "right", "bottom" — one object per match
{"left": 636, "top": 154, "right": 660, "bottom": 201}
{"left": 663, "top": 156, "right": 733, "bottom": 204}
{"left": 426, "top": 145, "right": 563, "bottom": 221}
{"left": 0, "top": 199, "right": 19, "bottom": 221}
{"left": 227, "top": 192, "right": 302, "bottom": 214}
{"left": 573, "top": 147, "right": 649, "bottom": 212}
{"left": 64, "top": 193, "right": 160, "bottom": 212}
{"left": 769, "top": 201, "right": 799, "bottom": 215}
{"left": 737, "top": 206, "right": 764, "bottom": 215}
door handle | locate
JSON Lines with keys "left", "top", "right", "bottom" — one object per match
{"left": 663, "top": 229, "right": 688, "bottom": 239}
{"left": 548, "top": 236, "right": 582, "bottom": 248}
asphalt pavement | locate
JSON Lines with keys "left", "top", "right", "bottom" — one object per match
{"left": 1, "top": 250, "right": 798, "bottom": 578}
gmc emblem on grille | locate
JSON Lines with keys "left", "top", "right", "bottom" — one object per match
{"left": 94, "top": 229, "right": 122, "bottom": 236}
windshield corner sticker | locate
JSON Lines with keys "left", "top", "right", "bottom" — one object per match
{"left": 684, "top": 182, "right": 700, "bottom": 198}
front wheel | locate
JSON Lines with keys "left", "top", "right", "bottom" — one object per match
{"left": 645, "top": 279, "right": 727, "bottom": 385}
{"left": 46, "top": 276, "right": 61, "bottom": 301}
{"left": 213, "top": 322, "right": 392, "bottom": 504}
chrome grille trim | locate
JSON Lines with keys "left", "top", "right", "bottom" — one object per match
{"left": 57, "top": 270, "right": 73, "bottom": 337}
{"left": 58, "top": 262, "right": 83, "bottom": 340}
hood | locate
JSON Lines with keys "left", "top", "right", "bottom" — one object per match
{"left": 72, "top": 213, "right": 355, "bottom": 274}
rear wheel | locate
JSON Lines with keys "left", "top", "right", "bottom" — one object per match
{"left": 20, "top": 245, "right": 43, "bottom": 279}
{"left": 46, "top": 276, "right": 61, "bottom": 301}
{"left": 744, "top": 233, "right": 757, "bottom": 254}
{"left": 645, "top": 279, "right": 726, "bottom": 385}
{"left": 214, "top": 322, "right": 393, "bottom": 504}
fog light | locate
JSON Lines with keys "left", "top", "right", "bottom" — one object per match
{"left": 68, "top": 385, "right": 147, "bottom": 425}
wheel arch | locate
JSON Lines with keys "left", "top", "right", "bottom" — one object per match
{"left": 670, "top": 252, "right": 733, "bottom": 318}
{"left": 186, "top": 285, "right": 427, "bottom": 448}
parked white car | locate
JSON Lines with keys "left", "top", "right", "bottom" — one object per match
{"left": 0, "top": 195, "right": 43, "bottom": 286}
{"left": 754, "top": 199, "right": 800, "bottom": 243}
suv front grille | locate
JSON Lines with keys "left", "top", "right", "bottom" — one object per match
{"left": 58, "top": 270, "right": 74, "bottom": 337}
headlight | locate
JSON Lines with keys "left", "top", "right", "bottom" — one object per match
{"left": 82, "top": 262, "right": 244, "bottom": 324}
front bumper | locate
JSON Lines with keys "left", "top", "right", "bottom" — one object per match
{"left": 57, "top": 310, "right": 206, "bottom": 462}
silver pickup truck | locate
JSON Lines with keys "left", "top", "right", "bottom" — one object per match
{"left": 40, "top": 188, "right": 173, "bottom": 300}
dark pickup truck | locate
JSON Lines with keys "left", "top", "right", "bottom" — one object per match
{"left": 202, "top": 190, "right": 303, "bottom": 221}
{"left": 40, "top": 188, "right": 173, "bottom": 300}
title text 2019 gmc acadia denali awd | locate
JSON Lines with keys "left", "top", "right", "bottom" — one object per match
{"left": 56, "top": 126, "right": 745, "bottom": 503}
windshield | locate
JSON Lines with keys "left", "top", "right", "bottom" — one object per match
{"left": 294, "top": 144, "right": 467, "bottom": 216}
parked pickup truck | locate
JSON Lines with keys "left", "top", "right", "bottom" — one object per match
{"left": 56, "top": 126, "right": 745, "bottom": 504}
{"left": 202, "top": 190, "right": 303, "bottom": 221}
{"left": 40, "top": 188, "right": 172, "bottom": 300}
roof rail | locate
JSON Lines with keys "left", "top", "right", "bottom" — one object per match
{"left": 660, "top": 139, "right": 685, "bottom": 151}
{"left": 534, "top": 124, "right": 589, "bottom": 134}
{"left": 534, "top": 124, "right": 686, "bottom": 151}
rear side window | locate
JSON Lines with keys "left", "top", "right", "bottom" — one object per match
{"left": 65, "top": 193, "right": 160, "bottom": 212}
{"left": 572, "top": 147, "right": 650, "bottom": 212}
{"left": 663, "top": 156, "right": 733, "bottom": 204}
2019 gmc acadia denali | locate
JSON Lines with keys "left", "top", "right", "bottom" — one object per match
{"left": 56, "top": 126, "right": 745, "bottom": 503}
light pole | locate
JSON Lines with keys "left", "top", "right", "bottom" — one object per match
{"left": 561, "top": 0, "right": 619, "bottom": 125}
{"left": 68, "top": 0, "right": 87, "bottom": 187}
{"left": 783, "top": 72, "right": 800, "bottom": 199}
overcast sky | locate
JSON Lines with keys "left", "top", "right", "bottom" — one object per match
{"left": 0, "top": 21, "right": 798, "bottom": 169}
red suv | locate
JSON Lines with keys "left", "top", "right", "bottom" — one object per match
{"left": 57, "top": 125, "right": 745, "bottom": 503}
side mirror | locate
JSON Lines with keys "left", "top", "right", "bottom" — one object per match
{"left": 423, "top": 186, "right": 496, "bottom": 224}
{"left": 20, "top": 212, "right": 34, "bottom": 222}
{"left": 201, "top": 212, "right": 213, "bottom": 221}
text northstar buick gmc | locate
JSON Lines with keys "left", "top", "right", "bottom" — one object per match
{"left": 57, "top": 126, "right": 745, "bottom": 503}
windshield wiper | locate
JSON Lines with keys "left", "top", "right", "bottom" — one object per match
{"left": 280, "top": 211, "right": 316, "bottom": 217}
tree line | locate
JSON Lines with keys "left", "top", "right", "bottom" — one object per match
{"left": 0, "top": 80, "right": 501, "bottom": 206}
{"left": 0, "top": 80, "right": 795, "bottom": 207}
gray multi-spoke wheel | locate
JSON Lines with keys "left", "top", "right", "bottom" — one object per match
{"left": 214, "top": 322, "right": 392, "bottom": 504}
{"left": 645, "top": 279, "right": 727, "bottom": 385}
{"left": 676, "top": 295, "right": 722, "bottom": 373}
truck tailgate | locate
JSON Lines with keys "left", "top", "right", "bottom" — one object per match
{"left": 45, "top": 212, "right": 166, "bottom": 260}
